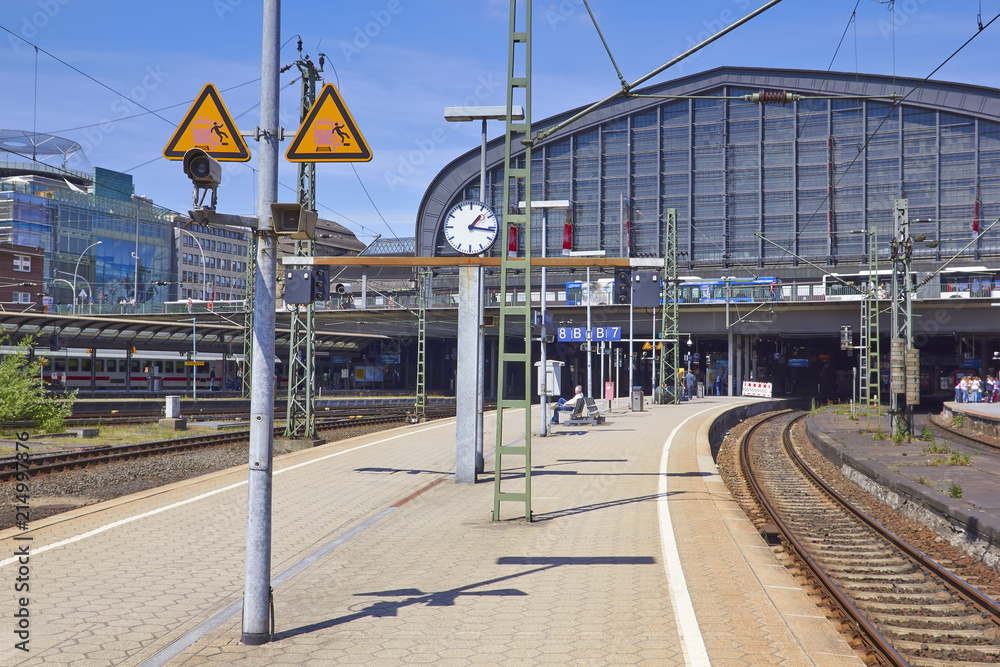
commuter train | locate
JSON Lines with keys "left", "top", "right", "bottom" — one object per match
{"left": 12, "top": 347, "right": 245, "bottom": 391}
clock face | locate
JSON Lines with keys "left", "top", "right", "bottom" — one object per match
{"left": 442, "top": 200, "right": 499, "bottom": 255}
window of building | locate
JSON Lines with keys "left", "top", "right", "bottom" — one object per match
{"left": 13, "top": 255, "right": 31, "bottom": 272}
{"left": 13, "top": 291, "right": 31, "bottom": 303}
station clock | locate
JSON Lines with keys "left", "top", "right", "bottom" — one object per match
{"left": 442, "top": 200, "right": 500, "bottom": 256}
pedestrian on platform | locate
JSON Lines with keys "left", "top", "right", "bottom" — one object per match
{"left": 685, "top": 370, "right": 696, "bottom": 399}
{"left": 209, "top": 368, "right": 216, "bottom": 391}
{"left": 955, "top": 377, "right": 964, "bottom": 403}
{"left": 551, "top": 385, "right": 585, "bottom": 424}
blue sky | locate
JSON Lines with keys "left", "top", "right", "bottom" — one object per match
{"left": 2, "top": 1, "right": 997, "bottom": 244}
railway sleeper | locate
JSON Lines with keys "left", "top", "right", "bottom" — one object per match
{"left": 851, "top": 589, "right": 956, "bottom": 602}
{"left": 823, "top": 564, "right": 925, "bottom": 577}
{"left": 894, "top": 638, "right": 1000, "bottom": 656}
{"left": 882, "top": 626, "right": 1000, "bottom": 641}
{"left": 862, "top": 600, "right": 976, "bottom": 615}
{"left": 869, "top": 610, "right": 997, "bottom": 626}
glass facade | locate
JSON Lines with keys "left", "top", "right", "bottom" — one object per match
{"left": 419, "top": 69, "right": 1000, "bottom": 271}
{"left": 0, "top": 177, "right": 176, "bottom": 310}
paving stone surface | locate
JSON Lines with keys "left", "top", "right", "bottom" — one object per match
{"left": 0, "top": 399, "right": 861, "bottom": 666}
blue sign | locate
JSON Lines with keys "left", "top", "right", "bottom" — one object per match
{"left": 330, "top": 355, "right": 348, "bottom": 364}
{"left": 379, "top": 354, "right": 401, "bottom": 364}
{"left": 788, "top": 358, "right": 809, "bottom": 367}
{"left": 556, "top": 327, "right": 622, "bottom": 342}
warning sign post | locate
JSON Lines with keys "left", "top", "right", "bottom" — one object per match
{"left": 286, "top": 84, "right": 372, "bottom": 162}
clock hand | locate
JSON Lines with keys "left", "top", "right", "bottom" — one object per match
{"left": 467, "top": 214, "right": 485, "bottom": 230}
{"left": 469, "top": 226, "right": 496, "bottom": 232}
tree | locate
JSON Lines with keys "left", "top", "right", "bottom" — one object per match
{"left": 0, "top": 335, "right": 75, "bottom": 433}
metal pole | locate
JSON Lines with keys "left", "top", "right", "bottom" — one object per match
{"left": 192, "top": 317, "right": 197, "bottom": 402}
{"left": 72, "top": 241, "right": 101, "bottom": 316}
{"left": 726, "top": 279, "right": 733, "bottom": 396}
{"left": 628, "top": 288, "right": 633, "bottom": 402}
{"left": 182, "top": 230, "right": 206, "bottom": 300}
{"left": 540, "top": 210, "right": 548, "bottom": 436}
{"left": 586, "top": 266, "right": 592, "bottom": 398}
{"left": 242, "top": 0, "right": 279, "bottom": 646}
{"left": 476, "top": 117, "right": 487, "bottom": 471}
{"left": 133, "top": 205, "right": 139, "bottom": 308}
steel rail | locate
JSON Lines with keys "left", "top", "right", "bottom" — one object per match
{"left": 740, "top": 411, "right": 908, "bottom": 666}
{"left": 782, "top": 414, "right": 1000, "bottom": 620}
{"left": 0, "top": 407, "right": 453, "bottom": 482}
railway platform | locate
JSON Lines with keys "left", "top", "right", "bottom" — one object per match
{"left": 1, "top": 398, "right": 861, "bottom": 666}
{"left": 806, "top": 405, "right": 1000, "bottom": 573}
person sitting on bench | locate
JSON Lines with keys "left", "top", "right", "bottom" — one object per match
{"left": 551, "top": 385, "right": 585, "bottom": 424}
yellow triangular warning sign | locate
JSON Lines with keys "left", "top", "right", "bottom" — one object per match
{"left": 163, "top": 84, "right": 250, "bottom": 162}
{"left": 286, "top": 84, "right": 372, "bottom": 163}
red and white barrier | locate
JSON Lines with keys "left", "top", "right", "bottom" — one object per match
{"left": 741, "top": 381, "right": 772, "bottom": 398}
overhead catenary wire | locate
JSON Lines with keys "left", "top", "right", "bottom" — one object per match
{"left": 581, "top": 0, "right": 629, "bottom": 93}
{"left": 766, "top": 9, "right": 1000, "bottom": 264}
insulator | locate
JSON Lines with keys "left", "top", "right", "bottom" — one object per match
{"left": 745, "top": 90, "right": 796, "bottom": 105}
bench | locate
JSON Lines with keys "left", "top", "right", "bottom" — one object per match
{"left": 564, "top": 397, "right": 606, "bottom": 426}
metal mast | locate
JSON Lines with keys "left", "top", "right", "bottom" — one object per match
{"left": 889, "top": 198, "right": 916, "bottom": 439}
{"left": 414, "top": 268, "right": 428, "bottom": 423}
{"left": 493, "top": 0, "right": 533, "bottom": 522}
{"left": 284, "top": 41, "right": 323, "bottom": 439}
{"left": 241, "top": 232, "right": 257, "bottom": 398}
{"left": 658, "top": 208, "right": 680, "bottom": 403}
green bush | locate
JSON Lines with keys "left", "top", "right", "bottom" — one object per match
{"left": 949, "top": 482, "right": 963, "bottom": 498}
{"left": 922, "top": 442, "right": 950, "bottom": 455}
{"left": 951, "top": 414, "right": 964, "bottom": 428}
{"left": 0, "top": 335, "right": 76, "bottom": 434}
{"left": 920, "top": 426, "right": 934, "bottom": 442}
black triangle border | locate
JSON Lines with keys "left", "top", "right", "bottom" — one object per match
{"left": 286, "top": 84, "right": 372, "bottom": 162}
{"left": 164, "top": 83, "right": 251, "bottom": 162}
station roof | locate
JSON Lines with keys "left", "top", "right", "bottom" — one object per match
{"left": 0, "top": 312, "right": 386, "bottom": 354}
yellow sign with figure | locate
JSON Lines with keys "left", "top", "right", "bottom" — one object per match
{"left": 164, "top": 84, "right": 250, "bottom": 162}
{"left": 286, "top": 83, "right": 372, "bottom": 162}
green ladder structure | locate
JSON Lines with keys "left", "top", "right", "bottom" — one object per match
{"left": 493, "top": 0, "right": 534, "bottom": 522}
{"left": 859, "top": 227, "right": 880, "bottom": 430}
{"left": 414, "top": 269, "right": 428, "bottom": 423}
{"left": 658, "top": 208, "right": 680, "bottom": 403}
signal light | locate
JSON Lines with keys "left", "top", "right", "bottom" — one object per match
{"left": 313, "top": 268, "right": 329, "bottom": 301}
{"left": 614, "top": 268, "right": 632, "bottom": 304}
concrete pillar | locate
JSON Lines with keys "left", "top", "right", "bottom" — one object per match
{"left": 456, "top": 266, "right": 481, "bottom": 484}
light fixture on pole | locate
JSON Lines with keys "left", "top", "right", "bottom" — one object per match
{"left": 443, "top": 105, "right": 523, "bottom": 478}
{"left": 182, "top": 229, "right": 208, "bottom": 300}
{"left": 72, "top": 241, "right": 102, "bottom": 315}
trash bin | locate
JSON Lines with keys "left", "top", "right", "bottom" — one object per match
{"left": 697, "top": 382, "right": 705, "bottom": 398}
{"left": 630, "top": 388, "right": 644, "bottom": 412}
{"left": 152, "top": 377, "right": 163, "bottom": 392}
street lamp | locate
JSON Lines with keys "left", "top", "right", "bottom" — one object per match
{"left": 443, "top": 105, "right": 523, "bottom": 475}
{"left": 181, "top": 229, "right": 207, "bottom": 300}
{"left": 72, "top": 241, "right": 102, "bottom": 315}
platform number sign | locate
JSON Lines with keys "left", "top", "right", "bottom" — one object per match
{"left": 556, "top": 327, "right": 621, "bottom": 342}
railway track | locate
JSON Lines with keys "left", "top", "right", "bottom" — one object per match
{"left": 740, "top": 410, "right": 1000, "bottom": 666}
{"left": 927, "top": 412, "right": 1000, "bottom": 455}
{"left": 0, "top": 407, "right": 453, "bottom": 482}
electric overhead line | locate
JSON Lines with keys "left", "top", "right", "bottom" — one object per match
{"left": 763, "top": 9, "right": 1000, "bottom": 264}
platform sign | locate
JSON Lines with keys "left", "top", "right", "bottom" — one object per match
{"left": 163, "top": 84, "right": 251, "bottom": 162}
{"left": 286, "top": 84, "right": 372, "bottom": 162}
{"left": 185, "top": 361, "right": 205, "bottom": 366}
{"left": 557, "top": 326, "right": 621, "bottom": 342}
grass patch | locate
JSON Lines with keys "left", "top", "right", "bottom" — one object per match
{"left": 922, "top": 442, "right": 950, "bottom": 455}
{"left": 949, "top": 451, "right": 973, "bottom": 466}
{"left": 916, "top": 476, "right": 933, "bottom": 487}
{"left": 951, "top": 414, "right": 964, "bottom": 428}
{"left": 949, "top": 481, "right": 963, "bottom": 498}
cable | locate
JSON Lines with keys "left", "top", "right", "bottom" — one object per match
{"left": 350, "top": 165, "right": 400, "bottom": 240}
{"left": 768, "top": 10, "right": 1000, "bottom": 263}
{"left": 45, "top": 79, "right": 262, "bottom": 134}
{"left": 828, "top": 1, "right": 861, "bottom": 71}
{"left": 581, "top": 0, "right": 629, "bottom": 92}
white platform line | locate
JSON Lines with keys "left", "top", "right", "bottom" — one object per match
{"left": 659, "top": 406, "right": 717, "bottom": 667}
{"left": 0, "top": 420, "right": 456, "bottom": 569}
